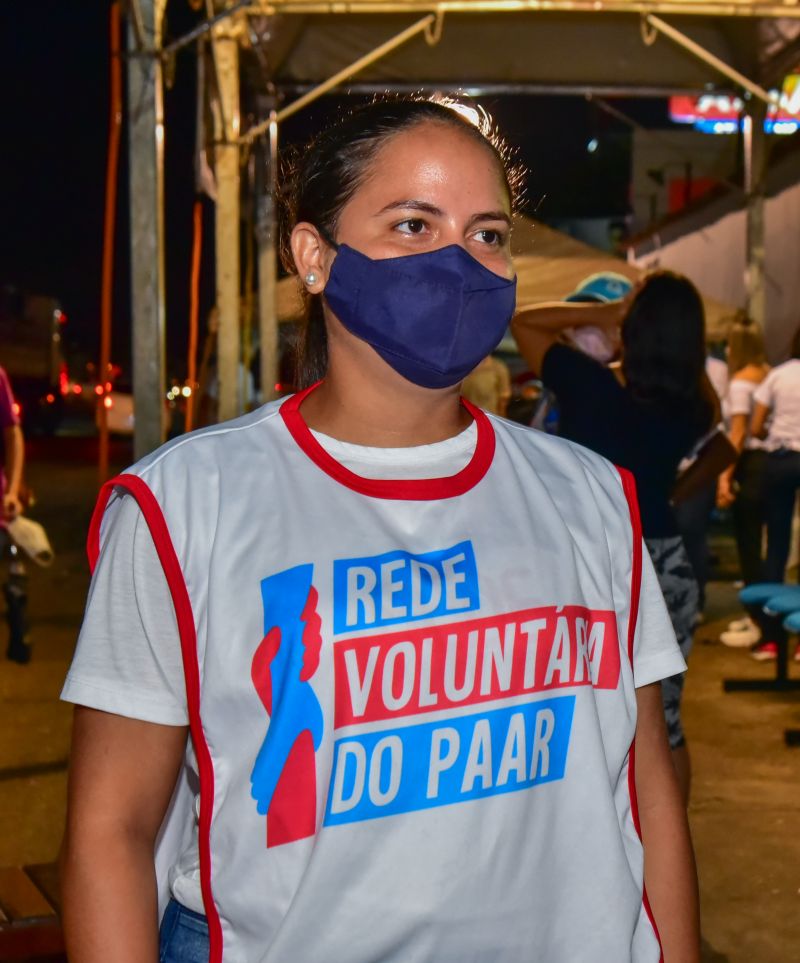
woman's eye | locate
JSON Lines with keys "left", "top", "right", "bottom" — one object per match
{"left": 474, "top": 229, "right": 505, "bottom": 246}
{"left": 395, "top": 218, "right": 428, "bottom": 235}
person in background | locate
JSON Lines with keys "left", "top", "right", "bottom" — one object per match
{"left": 460, "top": 352, "right": 511, "bottom": 415}
{"left": 705, "top": 350, "right": 729, "bottom": 411}
{"left": 0, "top": 364, "right": 28, "bottom": 663}
{"left": 748, "top": 326, "right": 800, "bottom": 661}
{"left": 717, "top": 318, "right": 770, "bottom": 650}
{"left": 562, "top": 271, "right": 632, "bottom": 366}
{"left": 670, "top": 349, "right": 728, "bottom": 623}
{"left": 60, "top": 98, "right": 699, "bottom": 963}
{"left": 512, "top": 271, "right": 715, "bottom": 805}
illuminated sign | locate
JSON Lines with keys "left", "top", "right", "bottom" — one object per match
{"left": 669, "top": 74, "right": 800, "bottom": 135}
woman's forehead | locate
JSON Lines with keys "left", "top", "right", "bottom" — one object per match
{"left": 357, "top": 122, "right": 510, "bottom": 211}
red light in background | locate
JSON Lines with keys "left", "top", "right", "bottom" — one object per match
{"left": 274, "top": 383, "right": 282, "bottom": 392}
{"left": 59, "top": 362, "right": 69, "bottom": 395}
{"left": 72, "top": 383, "right": 83, "bottom": 395}
{"left": 45, "top": 393, "right": 55, "bottom": 404}
{"left": 54, "top": 309, "right": 68, "bottom": 325}
{"left": 94, "top": 384, "right": 103, "bottom": 396}
{"left": 12, "top": 402, "right": 21, "bottom": 418}
{"left": 105, "top": 381, "right": 113, "bottom": 392}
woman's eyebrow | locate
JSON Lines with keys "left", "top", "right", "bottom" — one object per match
{"left": 466, "top": 210, "right": 512, "bottom": 228}
{"left": 375, "top": 200, "right": 444, "bottom": 217}
{"left": 375, "top": 200, "right": 512, "bottom": 227}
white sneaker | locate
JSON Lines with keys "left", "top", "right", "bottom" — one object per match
{"left": 720, "top": 623, "right": 762, "bottom": 647}
{"left": 727, "top": 615, "right": 754, "bottom": 633}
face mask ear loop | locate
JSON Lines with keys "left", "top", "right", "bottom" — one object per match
{"left": 317, "top": 226, "right": 340, "bottom": 252}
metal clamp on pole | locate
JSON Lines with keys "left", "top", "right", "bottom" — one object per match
{"left": 241, "top": 10, "right": 444, "bottom": 140}
{"left": 643, "top": 13, "right": 776, "bottom": 105}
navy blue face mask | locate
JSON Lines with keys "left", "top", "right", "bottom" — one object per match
{"left": 323, "top": 244, "right": 517, "bottom": 389}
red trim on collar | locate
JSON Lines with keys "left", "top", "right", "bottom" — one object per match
{"left": 279, "top": 382, "right": 495, "bottom": 501}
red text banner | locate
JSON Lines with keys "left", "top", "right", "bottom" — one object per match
{"left": 334, "top": 605, "right": 621, "bottom": 729}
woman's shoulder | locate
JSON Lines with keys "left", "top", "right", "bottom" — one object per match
{"left": 731, "top": 364, "right": 769, "bottom": 385}
{"left": 493, "top": 416, "right": 628, "bottom": 499}
{"left": 126, "top": 399, "right": 286, "bottom": 488}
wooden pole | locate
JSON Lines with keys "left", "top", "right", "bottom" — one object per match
{"left": 257, "top": 109, "right": 279, "bottom": 402}
{"left": 210, "top": 18, "right": 241, "bottom": 422}
{"left": 744, "top": 99, "right": 768, "bottom": 336}
{"left": 98, "top": 3, "right": 122, "bottom": 485}
{"left": 128, "top": 0, "right": 168, "bottom": 458}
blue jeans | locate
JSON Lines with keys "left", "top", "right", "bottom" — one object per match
{"left": 159, "top": 899, "right": 210, "bottom": 963}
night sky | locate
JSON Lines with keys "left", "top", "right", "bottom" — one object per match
{"left": 0, "top": 3, "right": 672, "bottom": 378}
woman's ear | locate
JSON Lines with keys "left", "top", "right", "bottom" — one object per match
{"left": 291, "top": 223, "right": 334, "bottom": 294}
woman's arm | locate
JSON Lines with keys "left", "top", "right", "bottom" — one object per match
{"left": 634, "top": 682, "right": 700, "bottom": 962}
{"left": 511, "top": 300, "right": 624, "bottom": 376}
{"left": 60, "top": 707, "right": 188, "bottom": 962}
{"left": 750, "top": 402, "right": 770, "bottom": 440}
{"left": 3, "top": 423, "right": 24, "bottom": 520}
{"left": 717, "top": 413, "right": 747, "bottom": 508}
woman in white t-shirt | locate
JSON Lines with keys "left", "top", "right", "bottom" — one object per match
{"left": 717, "top": 318, "right": 770, "bottom": 650}
{"left": 59, "top": 98, "right": 699, "bottom": 963}
{"left": 750, "top": 329, "right": 800, "bottom": 651}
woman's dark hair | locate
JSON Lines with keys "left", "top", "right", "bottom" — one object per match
{"left": 790, "top": 325, "right": 800, "bottom": 360}
{"left": 280, "top": 96, "right": 523, "bottom": 388}
{"left": 621, "top": 271, "right": 713, "bottom": 428}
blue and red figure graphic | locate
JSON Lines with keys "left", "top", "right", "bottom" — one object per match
{"left": 250, "top": 564, "right": 324, "bottom": 847}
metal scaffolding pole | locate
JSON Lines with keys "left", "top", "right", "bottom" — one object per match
{"left": 642, "top": 14, "right": 774, "bottom": 104}
{"left": 241, "top": 12, "right": 442, "bottom": 143}
{"left": 256, "top": 108, "right": 280, "bottom": 402}
{"left": 744, "top": 98, "right": 768, "bottom": 334}
{"left": 211, "top": 15, "right": 242, "bottom": 421}
{"left": 128, "top": 0, "right": 168, "bottom": 459}
{"left": 246, "top": 0, "right": 800, "bottom": 17}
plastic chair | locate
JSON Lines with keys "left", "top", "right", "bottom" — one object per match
{"left": 723, "top": 583, "right": 800, "bottom": 695}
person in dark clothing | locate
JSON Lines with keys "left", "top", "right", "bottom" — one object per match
{"left": 512, "top": 271, "right": 715, "bottom": 803}
{"left": 0, "top": 365, "right": 28, "bottom": 663}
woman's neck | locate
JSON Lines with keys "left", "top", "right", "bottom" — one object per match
{"left": 298, "top": 367, "right": 471, "bottom": 448}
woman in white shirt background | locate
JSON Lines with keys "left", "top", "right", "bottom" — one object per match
{"left": 717, "top": 318, "right": 770, "bottom": 651}
{"left": 747, "top": 327, "right": 800, "bottom": 659}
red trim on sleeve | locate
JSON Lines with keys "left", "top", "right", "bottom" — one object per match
{"left": 88, "top": 474, "right": 223, "bottom": 963}
{"left": 616, "top": 466, "right": 664, "bottom": 962}
{"left": 279, "top": 382, "right": 495, "bottom": 500}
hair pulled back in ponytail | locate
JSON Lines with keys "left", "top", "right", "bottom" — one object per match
{"left": 280, "top": 96, "right": 523, "bottom": 389}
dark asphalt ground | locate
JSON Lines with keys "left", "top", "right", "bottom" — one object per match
{"left": 0, "top": 425, "right": 798, "bottom": 962}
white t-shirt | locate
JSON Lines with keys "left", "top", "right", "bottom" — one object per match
{"left": 63, "top": 397, "right": 684, "bottom": 962}
{"left": 727, "top": 377, "right": 767, "bottom": 451}
{"left": 706, "top": 356, "right": 730, "bottom": 425}
{"left": 64, "top": 418, "right": 680, "bottom": 920}
{"left": 753, "top": 358, "right": 800, "bottom": 451}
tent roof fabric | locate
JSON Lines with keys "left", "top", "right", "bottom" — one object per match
{"left": 276, "top": 214, "right": 736, "bottom": 338}
{"left": 247, "top": 5, "right": 800, "bottom": 92}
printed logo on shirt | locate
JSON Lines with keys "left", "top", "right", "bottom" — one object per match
{"left": 251, "top": 564, "right": 324, "bottom": 847}
{"left": 332, "top": 541, "right": 479, "bottom": 634}
{"left": 250, "top": 542, "right": 621, "bottom": 844}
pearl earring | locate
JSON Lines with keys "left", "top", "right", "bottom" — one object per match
{"left": 305, "top": 272, "right": 318, "bottom": 286}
